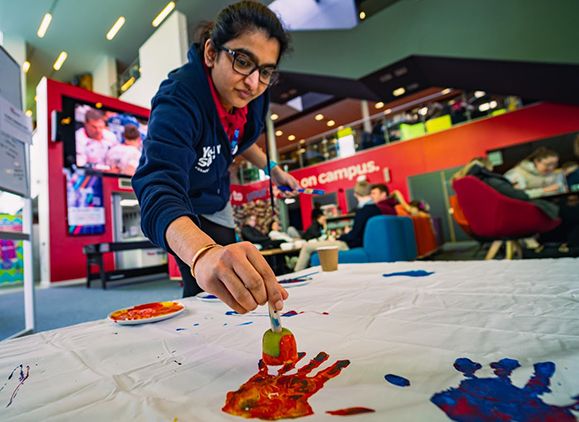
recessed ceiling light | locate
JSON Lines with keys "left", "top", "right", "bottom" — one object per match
{"left": 479, "top": 103, "right": 490, "bottom": 112}
{"left": 288, "top": 135, "right": 296, "bottom": 141}
{"left": 327, "top": 120, "right": 336, "bottom": 127}
{"left": 120, "top": 76, "right": 136, "bottom": 92}
{"left": 384, "top": 109, "right": 392, "bottom": 115}
{"left": 53, "top": 51, "right": 68, "bottom": 71}
{"left": 153, "top": 1, "right": 176, "bottom": 27}
{"left": 374, "top": 102, "right": 384, "bottom": 109}
{"left": 275, "top": 130, "right": 283, "bottom": 136}
{"left": 441, "top": 88, "right": 451, "bottom": 95}
{"left": 106, "top": 16, "right": 126, "bottom": 40}
{"left": 359, "top": 11, "right": 366, "bottom": 20}
{"left": 299, "top": 139, "right": 305, "bottom": 144}
{"left": 314, "top": 113, "right": 324, "bottom": 121}
{"left": 474, "top": 90, "right": 486, "bottom": 98}
{"left": 489, "top": 100, "right": 498, "bottom": 109}
{"left": 393, "top": 87, "right": 405, "bottom": 97}
{"left": 22, "top": 61, "right": 30, "bottom": 73}
{"left": 37, "top": 13, "right": 52, "bottom": 38}
{"left": 270, "top": 113, "right": 279, "bottom": 121}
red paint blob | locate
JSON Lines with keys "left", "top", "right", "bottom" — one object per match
{"left": 223, "top": 352, "right": 350, "bottom": 420}
{"left": 262, "top": 333, "right": 298, "bottom": 366}
{"left": 326, "top": 407, "right": 376, "bottom": 416}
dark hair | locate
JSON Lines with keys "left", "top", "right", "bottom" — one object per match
{"left": 526, "top": 147, "right": 558, "bottom": 163}
{"left": 311, "top": 208, "right": 324, "bottom": 221}
{"left": 124, "top": 124, "right": 140, "bottom": 141}
{"left": 371, "top": 183, "right": 389, "bottom": 196}
{"left": 196, "top": 0, "right": 290, "bottom": 63}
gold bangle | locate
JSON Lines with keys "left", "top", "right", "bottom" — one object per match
{"left": 190, "top": 243, "right": 222, "bottom": 278}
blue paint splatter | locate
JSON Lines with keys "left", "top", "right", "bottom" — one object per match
{"left": 175, "top": 328, "right": 186, "bottom": 332}
{"left": 282, "top": 310, "right": 301, "bottom": 317}
{"left": 205, "top": 294, "right": 217, "bottom": 299}
{"left": 431, "top": 357, "right": 579, "bottom": 421}
{"left": 237, "top": 321, "right": 253, "bottom": 326}
{"left": 193, "top": 323, "right": 200, "bottom": 326}
{"left": 385, "top": 374, "right": 410, "bottom": 387}
{"left": 383, "top": 270, "right": 434, "bottom": 278}
{"left": 225, "top": 311, "right": 238, "bottom": 315}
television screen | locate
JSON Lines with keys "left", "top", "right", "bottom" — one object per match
{"left": 66, "top": 101, "right": 147, "bottom": 177}
{"left": 65, "top": 169, "right": 106, "bottom": 235}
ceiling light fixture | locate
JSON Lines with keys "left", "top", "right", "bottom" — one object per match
{"left": 152, "top": 1, "right": 176, "bottom": 27}
{"left": 270, "top": 113, "right": 279, "bottom": 121}
{"left": 53, "top": 51, "right": 68, "bottom": 71}
{"left": 418, "top": 107, "right": 428, "bottom": 116}
{"left": 474, "top": 90, "right": 486, "bottom": 98}
{"left": 314, "top": 113, "right": 324, "bottom": 121}
{"left": 441, "top": 88, "right": 451, "bottom": 95}
{"left": 120, "top": 76, "right": 136, "bottom": 92}
{"left": 375, "top": 102, "right": 384, "bottom": 109}
{"left": 22, "top": 61, "right": 30, "bottom": 73}
{"left": 359, "top": 11, "right": 366, "bottom": 20}
{"left": 479, "top": 103, "right": 490, "bottom": 112}
{"left": 288, "top": 135, "right": 296, "bottom": 141}
{"left": 393, "top": 87, "right": 405, "bottom": 97}
{"left": 275, "top": 130, "right": 283, "bottom": 136}
{"left": 37, "top": 13, "right": 52, "bottom": 38}
{"left": 384, "top": 109, "right": 392, "bottom": 115}
{"left": 106, "top": 16, "right": 126, "bottom": 40}
{"left": 327, "top": 120, "right": 336, "bottom": 127}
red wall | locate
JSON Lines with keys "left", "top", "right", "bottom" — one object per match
{"left": 232, "top": 102, "right": 579, "bottom": 228}
{"left": 44, "top": 79, "right": 150, "bottom": 283}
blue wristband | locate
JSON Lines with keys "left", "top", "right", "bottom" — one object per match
{"left": 263, "top": 160, "right": 277, "bottom": 176}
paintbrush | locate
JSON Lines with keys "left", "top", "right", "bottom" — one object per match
{"left": 262, "top": 303, "right": 298, "bottom": 365}
{"left": 278, "top": 186, "right": 326, "bottom": 195}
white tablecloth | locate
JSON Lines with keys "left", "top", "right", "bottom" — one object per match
{"left": 1, "top": 259, "right": 578, "bottom": 421}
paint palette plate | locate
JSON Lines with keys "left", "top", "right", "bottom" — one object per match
{"left": 195, "top": 292, "right": 221, "bottom": 302}
{"left": 108, "top": 301, "right": 185, "bottom": 325}
{"left": 278, "top": 277, "right": 311, "bottom": 288}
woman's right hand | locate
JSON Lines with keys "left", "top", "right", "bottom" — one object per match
{"left": 543, "top": 183, "right": 561, "bottom": 193}
{"left": 193, "top": 241, "right": 288, "bottom": 314}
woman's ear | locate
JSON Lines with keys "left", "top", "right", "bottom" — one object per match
{"left": 204, "top": 39, "right": 217, "bottom": 68}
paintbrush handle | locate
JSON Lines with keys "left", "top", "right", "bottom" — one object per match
{"left": 268, "top": 303, "right": 283, "bottom": 333}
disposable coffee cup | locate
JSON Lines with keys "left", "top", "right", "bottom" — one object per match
{"left": 317, "top": 246, "right": 339, "bottom": 272}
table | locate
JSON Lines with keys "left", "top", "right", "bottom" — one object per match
{"left": 260, "top": 246, "right": 301, "bottom": 275}
{"left": 1, "top": 259, "right": 578, "bottom": 421}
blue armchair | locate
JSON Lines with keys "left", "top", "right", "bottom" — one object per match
{"left": 311, "top": 215, "right": 417, "bottom": 265}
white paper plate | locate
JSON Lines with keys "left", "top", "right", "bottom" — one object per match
{"left": 108, "top": 301, "right": 185, "bottom": 325}
{"left": 195, "top": 292, "right": 222, "bottom": 302}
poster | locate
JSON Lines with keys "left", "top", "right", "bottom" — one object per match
{"left": 65, "top": 169, "right": 106, "bottom": 235}
{"left": 0, "top": 214, "right": 23, "bottom": 286}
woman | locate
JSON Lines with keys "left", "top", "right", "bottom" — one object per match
{"left": 504, "top": 147, "right": 567, "bottom": 198}
{"left": 132, "top": 1, "right": 300, "bottom": 313}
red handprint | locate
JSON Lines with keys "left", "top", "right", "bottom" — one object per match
{"left": 222, "top": 352, "right": 350, "bottom": 420}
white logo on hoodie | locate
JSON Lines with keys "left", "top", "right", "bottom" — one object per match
{"left": 195, "top": 145, "right": 221, "bottom": 173}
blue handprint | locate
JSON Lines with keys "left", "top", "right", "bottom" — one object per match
{"left": 431, "top": 357, "right": 579, "bottom": 421}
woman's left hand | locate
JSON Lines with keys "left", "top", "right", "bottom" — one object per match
{"left": 271, "top": 167, "right": 300, "bottom": 197}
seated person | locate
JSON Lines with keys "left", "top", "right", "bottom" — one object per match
{"left": 389, "top": 190, "right": 430, "bottom": 217}
{"left": 504, "top": 147, "right": 567, "bottom": 198}
{"left": 268, "top": 220, "right": 296, "bottom": 243}
{"left": 294, "top": 180, "right": 381, "bottom": 271}
{"left": 456, "top": 157, "right": 578, "bottom": 249}
{"left": 563, "top": 161, "right": 579, "bottom": 191}
{"left": 370, "top": 184, "right": 398, "bottom": 215}
{"left": 241, "top": 216, "right": 283, "bottom": 249}
{"left": 302, "top": 209, "right": 326, "bottom": 240}
{"left": 105, "top": 124, "right": 142, "bottom": 176}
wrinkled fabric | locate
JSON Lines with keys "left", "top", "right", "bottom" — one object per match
{"left": 1, "top": 259, "right": 578, "bottom": 421}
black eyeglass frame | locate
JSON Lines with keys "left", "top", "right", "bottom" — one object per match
{"left": 218, "top": 46, "right": 280, "bottom": 86}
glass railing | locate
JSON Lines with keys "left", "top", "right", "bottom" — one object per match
{"left": 112, "top": 57, "right": 141, "bottom": 97}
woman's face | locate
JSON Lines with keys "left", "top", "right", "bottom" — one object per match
{"left": 205, "top": 30, "right": 280, "bottom": 111}
{"left": 534, "top": 156, "right": 558, "bottom": 175}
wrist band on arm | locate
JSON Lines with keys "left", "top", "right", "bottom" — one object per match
{"left": 263, "top": 160, "right": 278, "bottom": 176}
{"left": 190, "top": 243, "right": 223, "bottom": 278}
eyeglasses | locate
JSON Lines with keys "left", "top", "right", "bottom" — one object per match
{"left": 219, "top": 46, "right": 279, "bottom": 86}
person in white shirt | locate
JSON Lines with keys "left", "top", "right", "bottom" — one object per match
{"left": 76, "top": 108, "right": 118, "bottom": 169}
{"left": 105, "top": 124, "right": 142, "bottom": 176}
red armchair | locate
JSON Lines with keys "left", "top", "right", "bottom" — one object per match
{"left": 452, "top": 176, "right": 560, "bottom": 259}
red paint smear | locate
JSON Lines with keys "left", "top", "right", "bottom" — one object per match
{"left": 223, "top": 352, "right": 350, "bottom": 420}
{"left": 326, "top": 407, "right": 376, "bottom": 416}
{"left": 110, "top": 301, "right": 183, "bottom": 321}
{"left": 262, "top": 333, "right": 298, "bottom": 366}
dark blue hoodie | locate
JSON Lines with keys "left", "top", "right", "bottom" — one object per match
{"left": 132, "top": 45, "right": 269, "bottom": 251}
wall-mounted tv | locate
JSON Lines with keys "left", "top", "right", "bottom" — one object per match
{"left": 61, "top": 96, "right": 147, "bottom": 177}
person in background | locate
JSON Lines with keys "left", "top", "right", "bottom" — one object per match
{"left": 268, "top": 220, "right": 297, "bottom": 243}
{"left": 76, "top": 108, "right": 118, "bottom": 168}
{"left": 240, "top": 215, "right": 277, "bottom": 249}
{"left": 105, "top": 124, "right": 142, "bottom": 176}
{"left": 132, "top": 1, "right": 300, "bottom": 313}
{"left": 302, "top": 208, "right": 326, "bottom": 241}
{"left": 370, "top": 183, "right": 398, "bottom": 215}
{"left": 294, "top": 180, "right": 381, "bottom": 271}
{"left": 504, "top": 147, "right": 567, "bottom": 198}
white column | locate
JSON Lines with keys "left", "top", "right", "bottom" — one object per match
{"left": 360, "top": 100, "right": 372, "bottom": 133}
{"left": 92, "top": 55, "right": 117, "bottom": 97}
